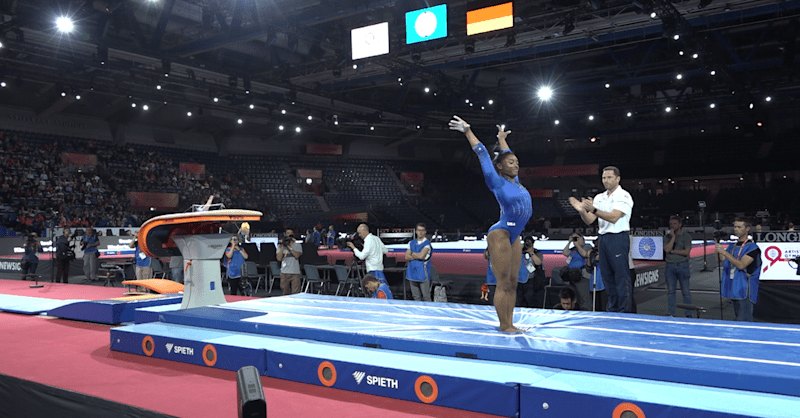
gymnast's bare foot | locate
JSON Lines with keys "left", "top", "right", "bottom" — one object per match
{"left": 500, "top": 325, "right": 524, "bottom": 333}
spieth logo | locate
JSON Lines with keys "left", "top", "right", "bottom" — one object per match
{"left": 351, "top": 371, "right": 398, "bottom": 389}
{"left": 352, "top": 371, "right": 366, "bottom": 385}
{"left": 165, "top": 342, "right": 194, "bottom": 356}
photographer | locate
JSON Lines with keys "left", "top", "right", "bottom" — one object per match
{"left": 716, "top": 217, "right": 761, "bottom": 322}
{"left": 347, "top": 223, "right": 389, "bottom": 284}
{"left": 20, "top": 233, "right": 43, "bottom": 280}
{"left": 55, "top": 228, "right": 75, "bottom": 283}
{"left": 225, "top": 235, "right": 249, "bottom": 296}
{"left": 558, "top": 232, "right": 593, "bottom": 311}
{"left": 517, "top": 236, "right": 545, "bottom": 308}
{"left": 81, "top": 227, "right": 100, "bottom": 282}
{"left": 276, "top": 228, "right": 303, "bottom": 295}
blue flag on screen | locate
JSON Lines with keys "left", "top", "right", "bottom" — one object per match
{"left": 406, "top": 5, "right": 447, "bottom": 44}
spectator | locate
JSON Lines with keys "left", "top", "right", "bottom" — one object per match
{"left": 362, "top": 274, "right": 393, "bottom": 299}
{"left": 405, "top": 223, "right": 433, "bottom": 302}
{"left": 276, "top": 229, "right": 303, "bottom": 295}
{"left": 557, "top": 232, "right": 593, "bottom": 311}
{"left": 81, "top": 227, "right": 100, "bottom": 282}
{"left": 326, "top": 225, "right": 336, "bottom": 249}
{"left": 54, "top": 228, "right": 74, "bottom": 283}
{"left": 347, "top": 223, "right": 389, "bottom": 284}
{"left": 664, "top": 215, "right": 693, "bottom": 317}
{"left": 225, "top": 235, "right": 249, "bottom": 295}
{"left": 130, "top": 238, "right": 153, "bottom": 280}
{"left": 169, "top": 255, "right": 184, "bottom": 284}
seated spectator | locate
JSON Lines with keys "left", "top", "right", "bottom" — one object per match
{"left": 362, "top": 274, "right": 393, "bottom": 299}
{"left": 554, "top": 287, "right": 580, "bottom": 310}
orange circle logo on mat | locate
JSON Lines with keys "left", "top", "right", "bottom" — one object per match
{"left": 414, "top": 375, "right": 438, "bottom": 404}
{"left": 317, "top": 361, "right": 337, "bottom": 387}
{"left": 202, "top": 344, "right": 217, "bottom": 367}
{"left": 613, "top": 402, "right": 645, "bottom": 418}
{"left": 142, "top": 336, "right": 155, "bottom": 356}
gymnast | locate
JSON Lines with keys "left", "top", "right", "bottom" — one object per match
{"left": 449, "top": 115, "right": 533, "bottom": 333}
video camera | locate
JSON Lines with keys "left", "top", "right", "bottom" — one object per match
{"left": 338, "top": 233, "right": 364, "bottom": 251}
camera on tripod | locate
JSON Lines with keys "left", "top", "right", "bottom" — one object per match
{"left": 338, "top": 234, "right": 364, "bottom": 251}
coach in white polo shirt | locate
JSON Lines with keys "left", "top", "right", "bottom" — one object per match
{"left": 569, "top": 166, "right": 634, "bottom": 312}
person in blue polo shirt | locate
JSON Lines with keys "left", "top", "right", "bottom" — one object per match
{"left": 405, "top": 223, "right": 433, "bottom": 301}
{"left": 129, "top": 238, "right": 153, "bottom": 280}
{"left": 81, "top": 227, "right": 100, "bottom": 282}
{"left": 362, "top": 274, "right": 392, "bottom": 299}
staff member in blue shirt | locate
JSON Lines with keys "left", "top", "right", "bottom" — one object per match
{"left": 81, "top": 227, "right": 100, "bottom": 282}
{"left": 129, "top": 238, "right": 153, "bottom": 280}
{"left": 362, "top": 274, "right": 392, "bottom": 299}
{"left": 405, "top": 223, "right": 433, "bottom": 301}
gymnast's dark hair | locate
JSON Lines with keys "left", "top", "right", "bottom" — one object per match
{"left": 490, "top": 144, "right": 515, "bottom": 171}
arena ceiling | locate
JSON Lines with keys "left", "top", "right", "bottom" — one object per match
{"left": 0, "top": 0, "right": 798, "bottom": 151}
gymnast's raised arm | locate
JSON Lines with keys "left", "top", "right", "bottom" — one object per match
{"left": 448, "top": 115, "right": 479, "bottom": 147}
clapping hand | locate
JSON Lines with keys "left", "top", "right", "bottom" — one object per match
{"left": 448, "top": 115, "right": 470, "bottom": 133}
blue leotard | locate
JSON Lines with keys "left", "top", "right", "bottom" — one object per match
{"left": 473, "top": 143, "right": 533, "bottom": 243}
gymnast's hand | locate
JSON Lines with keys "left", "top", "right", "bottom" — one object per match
{"left": 496, "top": 125, "right": 511, "bottom": 141}
{"left": 449, "top": 115, "right": 470, "bottom": 133}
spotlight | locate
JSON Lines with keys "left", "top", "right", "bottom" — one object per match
{"left": 424, "top": 86, "right": 430, "bottom": 93}
{"left": 749, "top": 102, "right": 754, "bottom": 109}
{"left": 710, "top": 70, "right": 716, "bottom": 76}
{"left": 131, "top": 102, "right": 136, "bottom": 108}
{"left": 757, "top": 121, "right": 763, "bottom": 127}
{"left": 416, "top": 124, "right": 421, "bottom": 130}
{"left": 604, "top": 83, "right": 610, "bottom": 88}
{"left": 352, "top": 64, "right": 358, "bottom": 70}
{"left": 692, "top": 53, "right": 699, "bottom": 59}
{"left": 295, "top": 126, "right": 301, "bottom": 132}
{"left": 626, "top": 112, "right": 632, "bottom": 117}
{"left": 333, "top": 115, "right": 339, "bottom": 126}
{"left": 398, "top": 76, "right": 403, "bottom": 85}
{"left": 243, "top": 78, "right": 251, "bottom": 94}
{"left": 187, "top": 110, "right": 192, "bottom": 116}
{"left": 665, "top": 106, "right": 672, "bottom": 112}
{"left": 710, "top": 103, "right": 716, "bottom": 108}
{"left": 505, "top": 34, "right": 516, "bottom": 47}
{"left": 650, "top": 12, "right": 657, "bottom": 18}
{"left": 673, "top": 34, "right": 680, "bottom": 41}
{"left": 61, "top": 91, "right": 67, "bottom": 97}
{"left": 213, "top": 96, "right": 219, "bottom": 103}
{"left": 237, "top": 118, "right": 243, "bottom": 124}
{"left": 766, "top": 96, "right": 772, "bottom": 102}
{"left": 679, "top": 50, "right": 684, "bottom": 56}
{"left": 590, "top": 136, "right": 597, "bottom": 142}
{"left": 156, "top": 85, "right": 162, "bottom": 90}
{"left": 588, "top": 115, "right": 594, "bottom": 121}
{"left": 488, "top": 99, "right": 494, "bottom": 105}
{"left": 0, "top": 82, "right": 5, "bottom": 88}
{"left": 307, "top": 115, "right": 313, "bottom": 120}
{"left": 281, "top": 109, "right": 286, "bottom": 115}
{"left": 279, "top": 125, "right": 284, "bottom": 130}
{"left": 249, "top": 104, "right": 255, "bottom": 109}
{"left": 369, "top": 124, "right": 375, "bottom": 131}
{"left": 554, "top": 119, "right": 560, "bottom": 125}
{"left": 162, "top": 59, "right": 171, "bottom": 76}
{"left": 56, "top": 17, "right": 74, "bottom": 33}
{"left": 537, "top": 86, "right": 553, "bottom": 101}
{"left": 465, "top": 40, "right": 475, "bottom": 54}
{"left": 75, "top": 94, "right": 81, "bottom": 100}
{"left": 142, "top": 104, "right": 149, "bottom": 110}
{"left": 676, "top": 74, "right": 683, "bottom": 80}
{"left": 465, "top": 99, "right": 470, "bottom": 104}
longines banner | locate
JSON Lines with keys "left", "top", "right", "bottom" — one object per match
{"left": 0, "top": 107, "right": 113, "bottom": 141}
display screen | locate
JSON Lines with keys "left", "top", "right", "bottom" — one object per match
{"left": 466, "top": 2, "right": 513, "bottom": 36}
{"left": 406, "top": 5, "right": 447, "bottom": 44}
{"left": 351, "top": 22, "right": 390, "bottom": 60}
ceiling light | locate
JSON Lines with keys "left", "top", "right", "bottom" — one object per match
{"left": 709, "top": 103, "right": 715, "bottom": 108}
{"left": 765, "top": 96, "right": 772, "bottom": 102}
{"left": 75, "top": 94, "right": 81, "bottom": 100}
{"left": 676, "top": 74, "right": 683, "bottom": 80}
{"left": 488, "top": 99, "right": 494, "bottom": 105}
{"left": 665, "top": 106, "right": 672, "bottom": 112}
{"left": 279, "top": 125, "right": 284, "bottom": 130}
{"left": 588, "top": 115, "right": 594, "bottom": 121}
{"left": 307, "top": 115, "right": 313, "bottom": 120}
{"left": 56, "top": 17, "right": 74, "bottom": 33}
{"left": 626, "top": 112, "right": 632, "bottom": 117}
{"left": 537, "top": 86, "right": 553, "bottom": 101}
{"left": 692, "top": 53, "right": 699, "bottom": 59}
{"left": 554, "top": 120, "right": 560, "bottom": 125}
{"left": 187, "top": 111, "right": 192, "bottom": 117}
{"left": 249, "top": 104, "right": 255, "bottom": 109}
{"left": 142, "top": 104, "right": 149, "bottom": 110}
{"left": 237, "top": 118, "right": 243, "bottom": 124}
{"left": 604, "top": 83, "right": 610, "bottom": 88}
{"left": 710, "top": 70, "right": 716, "bottom": 76}
{"left": 295, "top": 126, "right": 301, "bottom": 132}
{"left": 424, "top": 87, "right": 430, "bottom": 93}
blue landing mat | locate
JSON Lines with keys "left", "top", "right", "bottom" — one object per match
{"left": 154, "top": 294, "right": 800, "bottom": 398}
{"left": 47, "top": 296, "right": 183, "bottom": 324}
{"left": 0, "top": 294, "right": 83, "bottom": 314}
{"left": 110, "top": 319, "right": 800, "bottom": 418}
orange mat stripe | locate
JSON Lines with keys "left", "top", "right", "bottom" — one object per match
{"left": 121, "top": 279, "right": 184, "bottom": 294}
